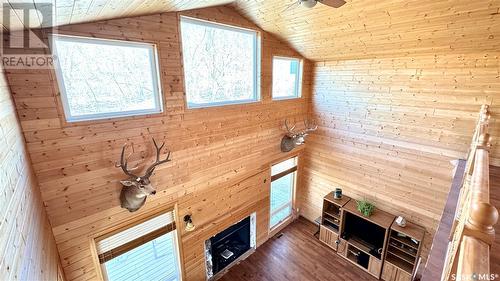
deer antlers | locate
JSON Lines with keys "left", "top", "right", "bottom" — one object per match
{"left": 116, "top": 138, "right": 171, "bottom": 180}
{"left": 303, "top": 119, "right": 318, "bottom": 132}
{"left": 144, "top": 138, "right": 171, "bottom": 178}
{"left": 116, "top": 143, "right": 140, "bottom": 179}
{"left": 284, "top": 118, "right": 318, "bottom": 136}
{"left": 284, "top": 119, "right": 297, "bottom": 136}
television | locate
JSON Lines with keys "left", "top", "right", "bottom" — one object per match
{"left": 342, "top": 212, "right": 386, "bottom": 258}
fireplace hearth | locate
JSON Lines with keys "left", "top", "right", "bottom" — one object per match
{"left": 205, "top": 213, "right": 256, "bottom": 280}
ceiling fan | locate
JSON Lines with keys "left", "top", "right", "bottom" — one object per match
{"left": 289, "top": 0, "right": 346, "bottom": 9}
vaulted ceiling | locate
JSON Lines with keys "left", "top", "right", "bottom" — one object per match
{"left": 231, "top": 0, "right": 500, "bottom": 61}
{"left": 1, "top": 0, "right": 233, "bottom": 30}
{"left": 2, "top": 0, "right": 500, "bottom": 61}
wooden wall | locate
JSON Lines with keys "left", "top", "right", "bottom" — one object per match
{"left": 298, "top": 53, "right": 500, "bottom": 260}
{"left": 4, "top": 5, "right": 311, "bottom": 281}
{"left": 178, "top": 169, "right": 271, "bottom": 281}
{"left": 0, "top": 67, "right": 63, "bottom": 279}
{"left": 8, "top": 1, "right": 497, "bottom": 278}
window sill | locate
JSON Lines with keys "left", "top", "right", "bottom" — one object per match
{"left": 271, "top": 96, "right": 302, "bottom": 101}
{"left": 64, "top": 109, "right": 164, "bottom": 123}
{"left": 186, "top": 99, "right": 261, "bottom": 109}
{"left": 57, "top": 109, "right": 167, "bottom": 128}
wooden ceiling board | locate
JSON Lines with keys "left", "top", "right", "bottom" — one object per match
{"left": 2, "top": 0, "right": 499, "bottom": 61}
{"left": 1, "top": 0, "right": 234, "bottom": 29}
{"left": 230, "top": 0, "right": 500, "bottom": 61}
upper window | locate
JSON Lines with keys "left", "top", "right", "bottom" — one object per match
{"left": 51, "top": 35, "right": 163, "bottom": 122}
{"left": 95, "top": 211, "right": 181, "bottom": 281}
{"left": 272, "top": 57, "right": 302, "bottom": 100}
{"left": 180, "top": 17, "right": 260, "bottom": 108}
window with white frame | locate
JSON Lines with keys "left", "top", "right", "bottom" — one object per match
{"left": 51, "top": 35, "right": 163, "bottom": 122}
{"left": 272, "top": 56, "right": 302, "bottom": 100}
{"left": 270, "top": 157, "right": 297, "bottom": 229}
{"left": 95, "top": 211, "right": 181, "bottom": 281}
{"left": 180, "top": 16, "right": 260, "bottom": 108}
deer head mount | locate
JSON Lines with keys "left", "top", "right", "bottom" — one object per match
{"left": 116, "top": 138, "right": 171, "bottom": 212}
{"left": 281, "top": 119, "right": 318, "bottom": 152}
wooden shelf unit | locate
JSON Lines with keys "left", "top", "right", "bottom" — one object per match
{"left": 318, "top": 193, "right": 351, "bottom": 251}
{"left": 339, "top": 200, "right": 396, "bottom": 279}
{"left": 318, "top": 192, "right": 426, "bottom": 281}
{"left": 382, "top": 222, "right": 425, "bottom": 281}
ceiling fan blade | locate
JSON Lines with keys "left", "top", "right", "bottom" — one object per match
{"left": 319, "top": 0, "right": 346, "bottom": 8}
{"left": 281, "top": 0, "right": 300, "bottom": 13}
{"left": 282, "top": 1, "right": 299, "bottom": 13}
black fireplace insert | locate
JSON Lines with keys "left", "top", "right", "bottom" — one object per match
{"left": 209, "top": 216, "right": 251, "bottom": 275}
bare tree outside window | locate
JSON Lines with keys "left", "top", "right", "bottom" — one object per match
{"left": 52, "top": 35, "right": 162, "bottom": 122}
{"left": 272, "top": 57, "right": 302, "bottom": 100}
{"left": 180, "top": 17, "right": 259, "bottom": 108}
{"left": 270, "top": 157, "right": 297, "bottom": 229}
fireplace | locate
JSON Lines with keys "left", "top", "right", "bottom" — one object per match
{"left": 204, "top": 213, "right": 256, "bottom": 280}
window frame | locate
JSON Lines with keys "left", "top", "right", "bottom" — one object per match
{"left": 91, "top": 209, "right": 183, "bottom": 281}
{"left": 50, "top": 34, "right": 164, "bottom": 123}
{"left": 269, "top": 156, "right": 298, "bottom": 231}
{"left": 179, "top": 16, "right": 261, "bottom": 109}
{"left": 271, "top": 56, "right": 303, "bottom": 100}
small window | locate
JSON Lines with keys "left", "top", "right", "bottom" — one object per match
{"left": 180, "top": 17, "right": 260, "bottom": 108}
{"left": 51, "top": 35, "right": 163, "bottom": 122}
{"left": 272, "top": 56, "right": 302, "bottom": 100}
{"left": 95, "top": 211, "right": 181, "bottom": 281}
{"left": 270, "top": 157, "right": 298, "bottom": 229}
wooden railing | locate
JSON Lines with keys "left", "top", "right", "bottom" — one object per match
{"left": 442, "top": 105, "right": 499, "bottom": 281}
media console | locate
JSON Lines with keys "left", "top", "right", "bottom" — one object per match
{"left": 318, "top": 193, "right": 425, "bottom": 281}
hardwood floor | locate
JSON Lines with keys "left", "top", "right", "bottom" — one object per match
{"left": 219, "top": 217, "right": 378, "bottom": 281}
{"left": 420, "top": 160, "right": 466, "bottom": 281}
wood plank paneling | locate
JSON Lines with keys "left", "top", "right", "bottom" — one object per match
{"left": 2, "top": 0, "right": 234, "bottom": 30}
{"left": 0, "top": 66, "right": 63, "bottom": 280}
{"left": 232, "top": 0, "right": 500, "bottom": 61}
{"left": 6, "top": 0, "right": 500, "bottom": 66}
{"left": 178, "top": 170, "right": 271, "bottom": 281}
{"left": 4, "top": 5, "right": 311, "bottom": 281}
{"left": 5, "top": 1, "right": 498, "bottom": 279}
{"left": 299, "top": 53, "right": 500, "bottom": 264}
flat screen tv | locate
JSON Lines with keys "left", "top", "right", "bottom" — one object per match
{"left": 342, "top": 212, "right": 386, "bottom": 257}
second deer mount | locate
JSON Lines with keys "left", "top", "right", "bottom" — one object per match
{"left": 116, "top": 138, "right": 171, "bottom": 212}
{"left": 281, "top": 119, "right": 318, "bottom": 152}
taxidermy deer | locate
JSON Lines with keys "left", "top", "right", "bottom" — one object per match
{"left": 281, "top": 119, "right": 318, "bottom": 152}
{"left": 116, "top": 138, "right": 171, "bottom": 212}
